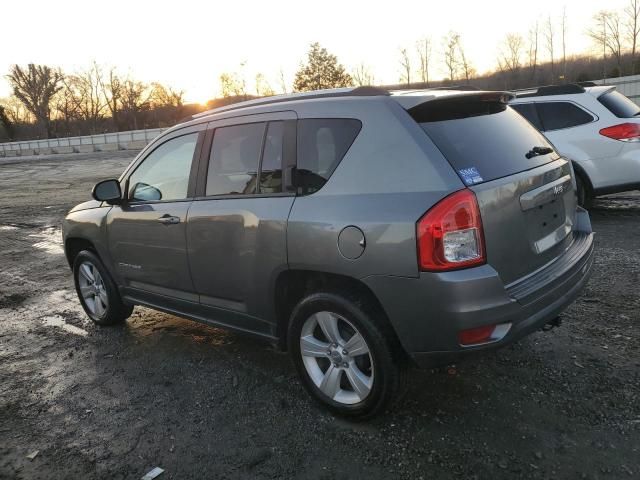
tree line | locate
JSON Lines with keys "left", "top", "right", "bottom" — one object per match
{"left": 3, "top": 1, "right": 640, "bottom": 143}
{"left": 0, "top": 63, "right": 193, "bottom": 142}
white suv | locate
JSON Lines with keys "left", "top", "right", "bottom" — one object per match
{"left": 510, "top": 84, "right": 640, "bottom": 207}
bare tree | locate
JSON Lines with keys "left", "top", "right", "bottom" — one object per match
{"left": 399, "top": 48, "right": 412, "bottom": 85}
{"left": 64, "top": 62, "right": 108, "bottom": 134}
{"left": 561, "top": 8, "right": 568, "bottom": 79}
{"left": 589, "top": 11, "right": 624, "bottom": 74}
{"left": 416, "top": 37, "right": 432, "bottom": 86}
{"left": 625, "top": 0, "right": 640, "bottom": 71}
{"left": 53, "top": 84, "right": 80, "bottom": 134}
{"left": 528, "top": 21, "right": 540, "bottom": 80}
{"left": 545, "top": 15, "right": 556, "bottom": 81}
{"left": 278, "top": 68, "right": 288, "bottom": 94}
{"left": 255, "top": 73, "right": 275, "bottom": 96}
{"left": 2, "top": 95, "right": 34, "bottom": 124}
{"left": 220, "top": 72, "right": 247, "bottom": 98}
{"left": 150, "top": 83, "right": 184, "bottom": 108}
{"left": 457, "top": 36, "right": 475, "bottom": 83}
{"left": 6, "top": 64, "right": 63, "bottom": 138}
{"left": 120, "top": 79, "right": 149, "bottom": 130}
{"left": 443, "top": 32, "right": 461, "bottom": 82}
{"left": 352, "top": 63, "right": 375, "bottom": 86}
{"left": 499, "top": 33, "right": 524, "bottom": 87}
{"left": 100, "top": 67, "right": 123, "bottom": 130}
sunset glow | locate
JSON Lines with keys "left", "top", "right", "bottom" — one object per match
{"left": 0, "top": 0, "right": 629, "bottom": 103}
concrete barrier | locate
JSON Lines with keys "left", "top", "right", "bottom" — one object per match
{"left": 53, "top": 146, "right": 74, "bottom": 154}
{"left": 125, "top": 140, "right": 147, "bottom": 150}
{"left": 1, "top": 127, "right": 165, "bottom": 158}
{"left": 96, "top": 143, "right": 119, "bottom": 152}
{"left": 75, "top": 145, "right": 95, "bottom": 153}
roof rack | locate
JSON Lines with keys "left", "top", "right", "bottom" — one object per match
{"left": 576, "top": 81, "right": 598, "bottom": 87}
{"left": 191, "top": 86, "right": 390, "bottom": 119}
{"left": 512, "top": 83, "right": 586, "bottom": 98}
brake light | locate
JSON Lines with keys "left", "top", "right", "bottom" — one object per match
{"left": 417, "top": 189, "right": 485, "bottom": 271}
{"left": 599, "top": 123, "right": 640, "bottom": 142}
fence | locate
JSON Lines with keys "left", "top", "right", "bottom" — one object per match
{"left": 594, "top": 74, "right": 640, "bottom": 104}
{"left": 0, "top": 128, "right": 165, "bottom": 157}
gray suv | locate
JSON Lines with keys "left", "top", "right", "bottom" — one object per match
{"left": 63, "top": 86, "right": 594, "bottom": 418}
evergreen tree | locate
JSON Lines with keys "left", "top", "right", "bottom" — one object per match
{"left": 293, "top": 43, "right": 353, "bottom": 92}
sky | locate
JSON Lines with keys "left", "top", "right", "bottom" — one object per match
{"left": 0, "top": 0, "right": 628, "bottom": 104}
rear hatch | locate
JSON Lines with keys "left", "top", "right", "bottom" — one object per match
{"left": 409, "top": 92, "right": 578, "bottom": 285}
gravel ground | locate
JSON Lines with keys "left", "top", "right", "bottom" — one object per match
{"left": 0, "top": 151, "right": 638, "bottom": 480}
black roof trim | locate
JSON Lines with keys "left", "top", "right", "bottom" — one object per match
{"left": 513, "top": 83, "right": 586, "bottom": 98}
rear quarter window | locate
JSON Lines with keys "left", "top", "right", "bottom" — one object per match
{"left": 417, "top": 103, "right": 556, "bottom": 185}
{"left": 598, "top": 90, "right": 640, "bottom": 118}
{"left": 536, "top": 102, "right": 594, "bottom": 131}
{"left": 296, "top": 118, "right": 361, "bottom": 195}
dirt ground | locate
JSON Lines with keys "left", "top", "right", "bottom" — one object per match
{"left": 0, "top": 151, "right": 638, "bottom": 480}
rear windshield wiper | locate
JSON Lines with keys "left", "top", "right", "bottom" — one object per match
{"left": 525, "top": 146, "right": 554, "bottom": 159}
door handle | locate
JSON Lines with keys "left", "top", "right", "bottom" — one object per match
{"left": 157, "top": 214, "right": 180, "bottom": 225}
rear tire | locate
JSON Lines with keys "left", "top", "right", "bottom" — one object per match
{"left": 576, "top": 174, "right": 593, "bottom": 209}
{"left": 287, "top": 291, "right": 406, "bottom": 419}
{"left": 73, "top": 250, "right": 132, "bottom": 326}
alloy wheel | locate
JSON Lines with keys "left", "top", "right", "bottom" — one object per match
{"left": 77, "top": 261, "right": 108, "bottom": 317}
{"left": 300, "top": 311, "right": 374, "bottom": 405}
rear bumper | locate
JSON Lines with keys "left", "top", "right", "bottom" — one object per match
{"left": 363, "top": 210, "right": 594, "bottom": 368}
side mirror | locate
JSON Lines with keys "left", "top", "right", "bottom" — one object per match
{"left": 92, "top": 179, "right": 122, "bottom": 204}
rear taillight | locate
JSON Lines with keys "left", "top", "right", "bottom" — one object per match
{"left": 599, "top": 123, "right": 640, "bottom": 142}
{"left": 417, "top": 189, "right": 485, "bottom": 271}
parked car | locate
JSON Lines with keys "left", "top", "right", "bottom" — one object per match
{"left": 63, "top": 86, "right": 594, "bottom": 418}
{"left": 510, "top": 83, "right": 640, "bottom": 208}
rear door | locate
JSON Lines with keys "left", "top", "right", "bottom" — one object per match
{"left": 414, "top": 96, "right": 578, "bottom": 284}
{"left": 186, "top": 111, "right": 297, "bottom": 333}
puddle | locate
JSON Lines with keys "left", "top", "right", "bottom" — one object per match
{"left": 42, "top": 315, "right": 88, "bottom": 336}
{"left": 29, "top": 227, "right": 64, "bottom": 254}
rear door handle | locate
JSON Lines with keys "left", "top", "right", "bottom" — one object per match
{"left": 157, "top": 214, "right": 180, "bottom": 225}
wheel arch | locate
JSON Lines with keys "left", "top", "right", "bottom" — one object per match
{"left": 571, "top": 160, "right": 594, "bottom": 194}
{"left": 273, "top": 269, "right": 404, "bottom": 354}
{"left": 64, "top": 237, "right": 98, "bottom": 269}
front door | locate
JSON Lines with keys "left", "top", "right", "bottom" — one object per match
{"left": 108, "top": 129, "right": 203, "bottom": 302}
{"left": 187, "top": 113, "right": 297, "bottom": 334}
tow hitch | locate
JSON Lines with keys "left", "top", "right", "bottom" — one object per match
{"left": 541, "top": 316, "right": 562, "bottom": 332}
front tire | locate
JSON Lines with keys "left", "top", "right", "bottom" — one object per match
{"left": 73, "top": 250, "right": 132, "bottom": 325}
{"left": 288, "top": 291, "right": 406, "bottom": 419}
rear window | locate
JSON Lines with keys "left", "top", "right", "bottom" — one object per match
{"left": 296, "top": 118, "right": 361, "bottom": 195}
{"left": 417, "top": 101, "right": 556, "bottom": 185}
{"left": 536, "top": 102, "right": 594, "bottom": 131}
{"left": 598, "top": 90, "right": 640, "bottom": 118}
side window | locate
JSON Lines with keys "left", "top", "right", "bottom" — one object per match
{"left": 536, "top": 102, "right": 594, "bottom": 131}
{"left": 296, "top": 118, "right": 362, "bottom": 195}
{"left": 206, "top": 123, "right": 265, "bottom": 196}
{"left": 128, "top": 133, "right": 198, "bottom": 202}
{"left": 260, "top": 122, "right": 284, "bottom": 194}
{"left": 510, "top": 103, "right": 543, "bottom": 130}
